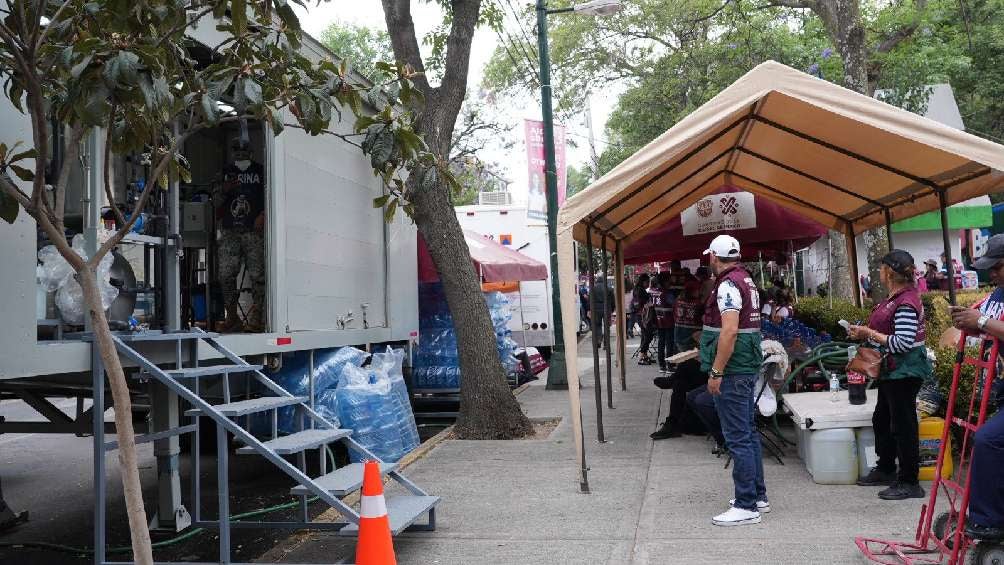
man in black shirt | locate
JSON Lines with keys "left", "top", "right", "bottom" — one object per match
{"left": 216, "top": 140, "right": 266, "bottom": 332}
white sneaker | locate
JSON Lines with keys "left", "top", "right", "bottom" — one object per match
{"left": 712, "top": 506, "right": 762, "bottom": 526}
{"left": 730, "top": 498, "right": 771, "bottom": 513}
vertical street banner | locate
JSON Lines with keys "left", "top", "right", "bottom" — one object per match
{"left": 681, "top": 191, "right": 757, "bottom": 236}
{"left": 525, "top": 119, "right": 567, "bottom": 221}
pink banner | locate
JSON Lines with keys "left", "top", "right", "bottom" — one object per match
{"left": 525, "top": 119, "right": 567, "bottom": 221}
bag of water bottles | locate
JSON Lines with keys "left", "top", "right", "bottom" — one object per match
{"left": 336, "top": 363, "right": 405, "bottom": 463}
{"left": 372, "top": 347, "right": 421, "bottom": 455}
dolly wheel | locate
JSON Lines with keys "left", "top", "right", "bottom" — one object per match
{"left": 934, "top": 511, "right": 958, "bottom": 548}
{"left": 970, "top": 542, "right": 1004, "bottom": 565}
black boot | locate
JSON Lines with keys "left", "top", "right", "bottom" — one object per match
{"left": 650, "top": 418, "right": 682, "bottom": 440}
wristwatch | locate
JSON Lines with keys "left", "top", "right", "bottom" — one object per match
{"left": 709, "top": 368, "right": 724, "bottom": 380}
{"left": 978, "top": 315, "right": 991, "bottom": 331}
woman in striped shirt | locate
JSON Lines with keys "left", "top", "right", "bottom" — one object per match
{"left": 848, "top": 250, "right": 932, "bottom": 501}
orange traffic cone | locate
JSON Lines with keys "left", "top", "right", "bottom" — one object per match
{"left": 355, "top": 460, "right": 397, "bottom": 565}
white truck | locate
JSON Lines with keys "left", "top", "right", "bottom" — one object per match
{"left": 0, "top": 20, "right": 428, "bottom": 544}
{"left": 456, "top": 196, "right": 557, "bottom": 353}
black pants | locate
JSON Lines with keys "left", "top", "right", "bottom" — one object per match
{"left": 873, "top": 377, "right": 923, "bottom": 484}
{"left": 656, "top": 327, "right": 674, "bottom": 369}
{"left": 687, "top": 386, "right": 725, "bottom": 446}
{"left": 668, "top": 360, "right": 709, "bottom": 431}
{"left": 639, "top": 326, "right": 655, "bottom": 358}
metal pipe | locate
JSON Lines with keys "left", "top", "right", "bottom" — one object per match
{"left": 847, "top": 224, "right": 862, "bottom": 307}
{"left": 601, "top": 233, "right": 613, "bottom": 410}
{"left": 938, "top": 190, "right": 957, "bottom": 305}
{"left": 585, "top": 225, "right": 604, "bottom": 442}
{"left": 92, "top": 343, "right": 106, "bottom": 564}
{"left": 614, "top": 239, "right": 627, "bottom": 392}
{"left": 885, "top": 208, "right": 895, "bottom": 250}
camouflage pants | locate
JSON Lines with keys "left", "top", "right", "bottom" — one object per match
{"left": 218, "top": 229, "right": 265, "bottom": 317}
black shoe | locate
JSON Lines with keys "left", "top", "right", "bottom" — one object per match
{"left": 857, "top": 468, "right": 897, "bottom": 486}
{"left": 965, "top": 522, "right": 1004, "bottom": 541}
{"left": 878, "top": 482, "right": 926, "bottom": 500}
{"left": 712, "top": 442, "right": 726, "bottom": 456}
{"left": 651, "top": 422, "right": 682, "bottom": 440}
{"left": 653, "top": 376, "right": 673, "bottom": 389}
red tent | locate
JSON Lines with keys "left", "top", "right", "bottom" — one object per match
{"left": 418, "top": 229, "right": 548, "bottom": 283}
{"left": 623, "top": 185, "right": 827, "bottom": 264}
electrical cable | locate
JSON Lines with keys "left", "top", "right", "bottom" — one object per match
{"left": 0, "top": 443, "right": 339, "bottom": 556}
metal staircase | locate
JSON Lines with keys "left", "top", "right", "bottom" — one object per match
{"left": 89, "top": 329, "right": 438, "bottom": 565}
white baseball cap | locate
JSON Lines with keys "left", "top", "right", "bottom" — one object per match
{"left": 703, "top": 234, "right": 741, "bottom": 258}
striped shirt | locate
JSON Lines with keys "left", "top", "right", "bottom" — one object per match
{"left": 884, "top": 305, "right": 919, "bottom": 353}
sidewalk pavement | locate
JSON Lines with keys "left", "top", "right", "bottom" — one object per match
{"left": 261, "top": 336, "right": 924, "bottom": 564}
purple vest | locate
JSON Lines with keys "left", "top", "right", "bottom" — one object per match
{"left": 866, "top": 286, "right": 926, "bottom": 343}
{"left": 702, "top": 265, "right": 761, "bottom": 330}
{"left": 674, "top": 297, "right": 703, "bottom": 328}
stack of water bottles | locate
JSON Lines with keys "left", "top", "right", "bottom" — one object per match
{"left": 255, "top": 346, "right": 369, "bottom": 434}
{"left": 413, "top": 282, "right": 519, "bottom": 389}
{"left": 761, "top": 318, "right": 832, "bottom": 349}
{"left": 335, "top": 350, "right": 421, "bottom": 463}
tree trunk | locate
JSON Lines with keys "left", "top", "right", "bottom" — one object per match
{"left": 411, "top": 173, "right": 533, "bottom": 439}
{"left": 827, "top": 230, "right": 853, "bottom": 299}
{"left": 79, "top": 268, "right": 154, "bottom": 565}
{"left": 383, "top": 0, "right": 532, "bottom": 439}
{"left": 814, "top": 0, "right": 888, "bottom": 302}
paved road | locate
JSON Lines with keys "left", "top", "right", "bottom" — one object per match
{"left": 0, "top": 398, "right": 315, "bottom": 564}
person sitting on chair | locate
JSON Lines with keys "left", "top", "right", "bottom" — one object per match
{"left": 651, "top": 279, "right": 705, "bottom": 440}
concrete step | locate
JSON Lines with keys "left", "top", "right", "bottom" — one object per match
{"left": 339, "top": 495, "right": 439, "bottom": 536}
{"left": 185, "top": 396, "right": 307, "bottom": 417}
{"left": 290, "top": 462, "right": 399, "bottom": 497}
{"left": 237, "top": 428, "right": 351, "bottom": 456}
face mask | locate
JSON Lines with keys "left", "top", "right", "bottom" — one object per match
{"left": 235, "top": 160, "right": 251, "bottom": 170}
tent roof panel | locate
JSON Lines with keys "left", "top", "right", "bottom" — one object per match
{"left": 559, "top": 61, "right": 1004, "bottom": 243}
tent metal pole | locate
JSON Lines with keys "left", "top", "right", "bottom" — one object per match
{"left": 758, "top": 251, "right": 765, "bottom": 287}
{"left": 827, "top": 233, "right": 833, "bottom": 308}
{"left": 614, "top": 240, "right": 628, "bottom": 391}
{"left": 585, "top": 225, "right": 605, "bottom": 442}
{"left": 938, "top": 190, "right": 957, "bottom": 305}
{"left": 847, "top": 224, "right": 862, "bottom": 307}
{"left": 885, "top": 209, "right": 895, "bottom": 250}
{"left": 601, "top": 234, "right": 614, "bottom": 410}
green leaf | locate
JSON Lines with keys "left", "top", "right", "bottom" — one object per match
{"left": 0, "top": 143, "right": 7, "bottom": 161}
{"left": 230, "top": 0, "right": 247, "bottom": 35}
{"left": 384, "top": 198, "right": 398, "bottom": 222}
{"left": 9, "top": 165, "right": 34, "bottom": 182}
{"left": 275, "top": 1, "right": 301, "bottom": 33}
{"left": 201, "top": 94, "right": 219, "bottom": 125}
{"left": 0, "top": 189, "right": 18, "bottom": 224}
{"left": 372, "top": 194, "right": 390, "bottom": 208}
{"left": 71, "top": 54, "right": 94, "bottom": 79}
{"left": 103, "top": 50, "right": 141, "bottom": 87}
{"left": 10, "top": 148, "right": 37, "bottom": 163}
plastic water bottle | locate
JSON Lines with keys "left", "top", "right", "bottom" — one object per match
{"left": 830, "top": 374, "right": 841, "bottom": 402}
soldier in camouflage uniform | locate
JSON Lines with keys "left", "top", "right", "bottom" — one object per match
{"left": 216, "top": 141, "right": 266, "bottom": 332}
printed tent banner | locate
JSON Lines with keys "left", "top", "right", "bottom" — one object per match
{"left": 624, "top": 186, "right": 827, "bottom": 264}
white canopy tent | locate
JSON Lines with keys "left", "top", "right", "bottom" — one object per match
{"left": 555, "top": 61, "right": 1004, "bottom": 492}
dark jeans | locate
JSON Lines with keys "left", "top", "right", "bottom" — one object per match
{"left": 668, "top": 360, "right": 708, "bottom": 430}
{"left": 687, "top": 386, "right": 725, "bottom": 446}
{"left": 967, "top": 410, "right": 1004, "bottom": 527}
{"left": 714, "top": 373, "right": 768, "bottom": 511}
{"left": 626, "top": 312, "right": 639, "bottom": 338}
{"left": 873, "top": 377, "right": 923, "bottom": 484}
{"left": 656, "top": 327, "right": 674, "bottom": 369}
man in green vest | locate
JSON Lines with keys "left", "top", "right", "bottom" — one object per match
{"left": 700, "top": 235, "right": 767, "bottom": 527}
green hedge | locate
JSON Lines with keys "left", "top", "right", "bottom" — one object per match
{"left": 793, "top": 297, "right": 870, "bottom": 338}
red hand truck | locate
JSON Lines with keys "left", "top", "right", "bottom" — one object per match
{"left": 856, "top": 331, "right": 1004, "bottom": 565}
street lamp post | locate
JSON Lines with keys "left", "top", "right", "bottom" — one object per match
{"left": 535, "top": 0, "right": 622, "bottom": 390}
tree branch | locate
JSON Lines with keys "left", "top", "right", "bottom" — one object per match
{"left": 35, "top": 0, "right": 75, "bottom": 50}
{"left": 381, "top": 0, "right": 432, "bottom": 96}
{"left": 103, "top": 109, "right": 125, "bottom": 227}
{"left": 53, "top": 125, "right": 85, "bottom": 233}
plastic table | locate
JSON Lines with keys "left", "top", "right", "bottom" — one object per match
{"left": 783, "top": 389, "right": 878, "bottom": 430}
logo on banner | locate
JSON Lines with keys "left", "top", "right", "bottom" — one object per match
{"left": 697, "top": 200, "right": 713, "bottom": 218}
{"left": 720, "top": 196, "right": 739, "bottom": 216}
{"left": 681, "top": 192, "right": 757, "bottom": 236}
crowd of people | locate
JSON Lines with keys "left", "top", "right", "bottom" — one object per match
{"left": 579, "top": 233, "right": 1004, "bottom": 536}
